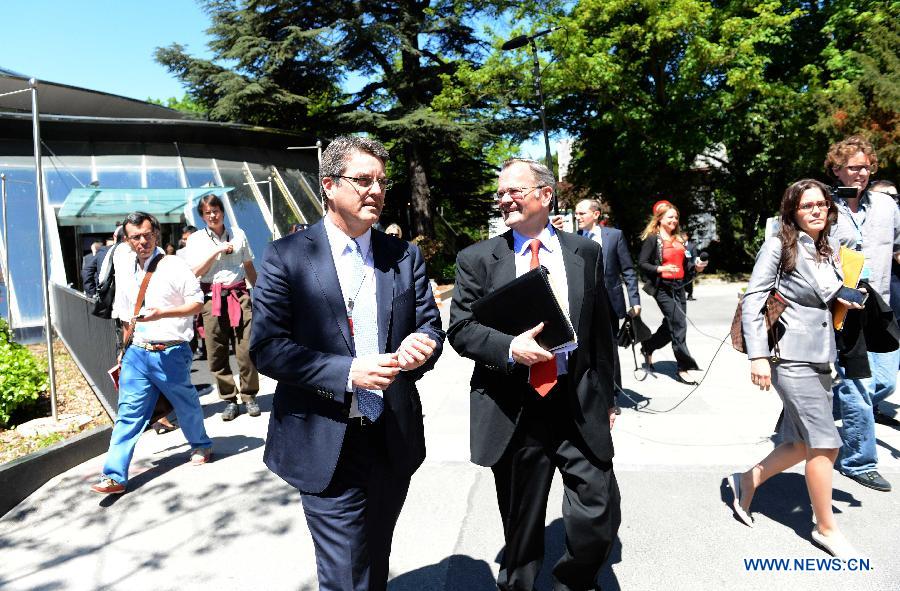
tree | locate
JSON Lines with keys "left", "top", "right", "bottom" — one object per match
{"left": 816, "top": 2, "right": 900, "bottom": 171}
{"left": 155, "top": 0, "right": 517, "bottom": 239}
{"left": 147, "top": 94, "right": 208, "bottom": 117}
{"left": 485, "top": 0, "right": 893, "bottom": 269}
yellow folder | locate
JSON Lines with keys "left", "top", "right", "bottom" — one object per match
{"left": 833, "top": 246, "right": 865, "bottom": 331}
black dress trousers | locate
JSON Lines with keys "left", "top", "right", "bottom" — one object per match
{"left": 491, "top": 379, "right": 621, "bottom": 591}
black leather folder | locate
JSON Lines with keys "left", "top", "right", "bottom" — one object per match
{"left": 471, "top": 266, "right": 576, "bottom": 351}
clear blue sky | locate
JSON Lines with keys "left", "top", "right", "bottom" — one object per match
{"left": 0, "top": 1, "right": 557, "bottom": 155}
{"left": 1, "top": 1, "right": 213, "bottom": 102}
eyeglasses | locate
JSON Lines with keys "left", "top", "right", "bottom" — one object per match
{"left": 843, "top": 165, "right": 871, "bottom": 174}
{"left": 126, "top": 231, "right": 156, "bottom": 243}
{"left": 201, "top": 209, "right": 222, "bottom": 218}
{"left": 335, "top": 175, "right": 394, "bottom": 191}
{"left": 495, "top": 186, "right": 545, "bottom": 202}
{"left": 797, "top": 200, "right": 832, "bottom": 212}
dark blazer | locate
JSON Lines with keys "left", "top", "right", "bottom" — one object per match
{"left": 81, "top": 253, "right": 97, "bottom": 296}
{"left": 250, "top": 220, "right": 445, "bottom": 494}
{"left": 448, "top": 230, "right": 617, "bottom": 467}
{"left": 580, "top": 227, "right": 640, "bottom": 319}
{"left": 637, "top": 234, "right": 695, "bottom": 296}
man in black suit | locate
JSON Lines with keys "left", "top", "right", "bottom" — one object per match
{"left": 250, "top": 136, "right": 444, "bottom": 591}
{"left": 574, "top": 199, "right": 641, "bottom": 389}
{"left": 81, "top": 240, "right": 104, "bottom": 296}
{"left": 449, "top": 159, "right": 621, "bottom": 591}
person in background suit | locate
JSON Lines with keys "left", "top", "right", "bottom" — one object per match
{"left": 250, "top": 136, "right": 444, "bottom": 591}
{"left": 731, "top": 179, "right": 863, "bottom": 558}
{"left": 574, "top": 198, "right": 640, "bottom": 390}
{"left": 682, "top": 232, "right": 699, "bottom": 301}
{"left": 449, "top": 158, "right": 620, "bottom": 591}
{"left": 81, "top": 240, "right": 104, "bottom": 296}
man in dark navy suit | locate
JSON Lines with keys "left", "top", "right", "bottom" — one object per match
{"left": 250, "top": 136, "right": 444, "bottom": 591}
{"left": 574, "top": 198, "right": 640, "bottom": 389}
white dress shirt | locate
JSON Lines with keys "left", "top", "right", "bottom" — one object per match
{"left": 323, "top": 216, "right": 378, "bottom": 418}
{"left": 512, "top": 223, "right": 574, "bottom": 375}
{"left": 584, "top": 227, "right": 602, "bottom": 249}
{"left": 185, "top": 226, "right": 254, "bottom": 285}
{"left": 114, "top": 252, "right": 204, "bottom": 344}
{"left": 798, "top": 232, "right": 842, "bottom": 301}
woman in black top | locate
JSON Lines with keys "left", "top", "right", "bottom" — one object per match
{"left": 637, "top": 201, "right": 707, "bottom": 384}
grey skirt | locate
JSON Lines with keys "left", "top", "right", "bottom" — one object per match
{"left": 771, "top": 360, "right": 842, "bottom": 449}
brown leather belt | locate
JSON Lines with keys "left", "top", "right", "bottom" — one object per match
{"left": 132, "top": 341, "right": 185, "bottom": 352}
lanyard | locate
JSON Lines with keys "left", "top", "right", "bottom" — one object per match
{"left": 836, "top": 198, "right": 865, "bottom": 250}
{"left": 206, "top": 227, "right": 230, "bottom": 245}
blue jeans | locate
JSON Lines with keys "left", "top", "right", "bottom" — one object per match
{"left": 103, "top": 343, "right": 212, "bottom": 484}
{"left": 834, "top": 349, "right": 899, "bottom": 475}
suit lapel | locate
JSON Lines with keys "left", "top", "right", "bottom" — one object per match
{"left": 304, "top": 221, "right": 354, "bottom": 352}
{"left": 488, "top": 232, "right": 517, "bottom": 291}
{"left": 557, "top": 231, "right": 586, "bottom": 333}
{"left": 373, "top": 232, "right": 397, "bottom": 354}
{"left": 793, "top": 248, "right": 827, "bottom": 304}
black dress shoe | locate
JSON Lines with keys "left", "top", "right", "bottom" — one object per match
{"left": 245, "top": 398, "right": 261, "bottom": 417}
{"left": 221, "top": 401, "right": 240, "bottom": 422}
{"left": 844, "top": 470, "right": 892, "bottom": 492}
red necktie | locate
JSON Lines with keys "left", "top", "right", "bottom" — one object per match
{"left": 528, "top": 239, "right": 557, "bottom": 396}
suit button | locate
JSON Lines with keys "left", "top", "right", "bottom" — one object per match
{"left": 822, "top": 322, "right": 827, "bottom": 327}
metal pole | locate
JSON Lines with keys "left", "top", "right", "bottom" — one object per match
{"left": 0, "top": 173, "right": 9, "bottom": 328}
{"left": 30, "top": 80, "right": 58, "bottom": 421}
{"left": 268, "top": 176, "right": 275, "bottom": 241}
{"left": 529, "top": 39, "right": 557, "bottom": 214}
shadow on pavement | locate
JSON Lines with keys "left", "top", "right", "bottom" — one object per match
{"left": 488, "top": 519, "right": 622, "bottom": 591}
{"left": 389, "top": 555, "right": 495, "bottom": 590}
{"left": 720, "top": 472, "right": 863, "bottom": 541}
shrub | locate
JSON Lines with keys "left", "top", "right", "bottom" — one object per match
{"left": 0, "top": 319, "right": 47, "bottom": 427}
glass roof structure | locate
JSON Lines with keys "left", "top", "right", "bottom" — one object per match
{"left": 1, "top": 72, "right": 326, "bottom": 336}
{"left": 57, "top": 187, "right": 236, "bottom": 225}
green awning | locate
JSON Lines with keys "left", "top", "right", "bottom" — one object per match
{"left": 56, "top": 187, "right": 234, "bottom": 226}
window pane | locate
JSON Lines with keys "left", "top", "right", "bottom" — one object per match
{"left": 215, "top": 161, "right": 273, "bottom": 259}
{"left": 0, "top": 164, "right": 44, "bottom": 326}
{"left": 147, "top": 169, "right": 181, "bottom": 188}
{"left": 281, "top": 168, "right": 324, "bottom": 226}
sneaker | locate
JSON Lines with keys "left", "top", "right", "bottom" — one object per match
{"left": 245, "top": 398, "right": 261, "bottom": 417}
{"left": 844, "top": 470, "right": 892, "bottom": 492}
{"left": 90, "top": 476, "right": 125, "bottom": 495}
{"left": 221, "top": 401, "right": 240, "bottom": 422}
{"left": 190, "top": 448, "right": 212, "bottom": 465}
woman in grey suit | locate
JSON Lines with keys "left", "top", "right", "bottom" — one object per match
{"left": 730, "top": 179, "right": 864, "bottom": 558}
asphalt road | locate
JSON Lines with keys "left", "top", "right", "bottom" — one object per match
{"left": 1, "top": 279, "right": 898, "bottom": 590}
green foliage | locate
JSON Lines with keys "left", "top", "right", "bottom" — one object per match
{"left": 480, "top": 0, "right": 898, "bottom": 269}
{"left": 146, "top": 94, "right": 208, "bottom": 117}
{"left": 816, "top": 2, "right": 900, "bottom": 170}
{"left": 155, "top": 1, "right": 899, "bottom": 271}
{"left": 0, "top": 319, "right": 48, "bottom": 427}
{"left": 154, "top": 0, "right": 523, "bottom": 243}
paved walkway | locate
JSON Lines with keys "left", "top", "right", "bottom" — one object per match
{"left": 1, "top": 280, "right": 899, "bottom": 590}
